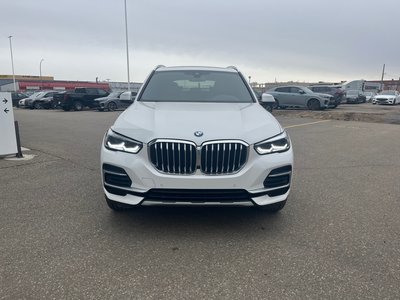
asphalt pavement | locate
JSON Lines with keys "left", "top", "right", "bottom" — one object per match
{"left": 1, "top": 109, "right": 400, "bottom": 299}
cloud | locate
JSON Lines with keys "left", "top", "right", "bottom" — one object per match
{"left": 1, "top": 0, "right": 399, "bottom": 82}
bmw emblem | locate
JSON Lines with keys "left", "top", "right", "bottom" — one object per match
{"left": 194, "top": 131, "right": 203, "bottom": 137}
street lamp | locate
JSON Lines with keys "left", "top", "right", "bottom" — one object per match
{"left": 40, "top": 58, "right": 44, "bottom": 89}
{"left": 8, "top": 36, "right": 17, "bottom": 92}
{"left": 248, "top": 76, "right": 251, "bottom": 86}
{"left": 124, "top": 0, "right": 131, "bottom": 91}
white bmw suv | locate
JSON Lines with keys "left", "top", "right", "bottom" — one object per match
{"left": 101, "top": 66, "right": 293, "bottom": 212}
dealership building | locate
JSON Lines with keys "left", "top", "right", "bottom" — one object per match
{"left": 0, "top": 74, "right": 141, "bottom": 93}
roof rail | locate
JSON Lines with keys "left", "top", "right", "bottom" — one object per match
{"left": 226, "top": 66, "right": 238, "bottom": 71}
{"left": 155, "top": 65, "right": 165, "bottom": 70}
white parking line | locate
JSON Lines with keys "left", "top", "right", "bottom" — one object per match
{"left": 284, "top": 120, "right": 331, "bottom": 129}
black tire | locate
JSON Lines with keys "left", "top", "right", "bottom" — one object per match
{"left": 33, "top": 101, "right": 42, "bottom": 109}
{"left": 307, "top": 98, "right": 321, "bottom": 110}
{"left": 73, "top": 101, "right": 83, "bottom": 111}
{"left": 258, "top": 200, "right": 287, "bottom": 212}
{"left": 107, "top": 101, "right": 117, "bottom": 111}
{"left": 62, "top": 106, "right": 71, "bottom": 111}
{"left": 105, "top": 195, "right": 132, "bottom": 212}
{"left": 273, "top": 98, "right": 279, "bottom": 109}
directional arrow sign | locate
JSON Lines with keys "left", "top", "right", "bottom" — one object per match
{"left": 0, "top": 92, "right": 17, "bottom": 155}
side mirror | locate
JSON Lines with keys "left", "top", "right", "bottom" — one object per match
{"left": 261, "top": 93, "right": 275, "bottom": 103}
{"left": 298, "top": 90, "right": 305, "bottom": 94}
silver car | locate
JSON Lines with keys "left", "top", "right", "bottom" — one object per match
{"left": 267, "top": 86, "right": 331, "bottom": 110}
{"left": 95, "top": 91, "right": 136, "bottom": 111}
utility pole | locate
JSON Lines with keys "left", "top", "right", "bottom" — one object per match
{"left": 8, "top": 36, "right": 17, "bottom": 92}
{"left": 124, "top": 0, "right": 131, "bottom": 91}
{"left": 380, "top": 63, "right": 385, "bottom": 91}
{"left": 40, "top": 58, "right": 44, "bottom": 89}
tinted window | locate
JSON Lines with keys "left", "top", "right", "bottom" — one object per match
{"left": 75, "top": 88, "right": 86, "bottom": 93}
{"left": 86, "top": 89, "right": 98, "bottom": 95}
{"left": 289, "top": 87, "right": 302, "bottom": 93}
{"left": 140, "top": 70, "right": 254, "bottom": 103}
{"left": 275, "top": 87, "right": 290, "bottom": 93}
{"left": 98, "top": 89, "right": 108, "bottom": 96}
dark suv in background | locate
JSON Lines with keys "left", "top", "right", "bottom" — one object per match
{"left": 308, "top": 85, "right": 345, "bottom": 107}
{"left": 11, "top": 92, "right": 28, "bottom": 107}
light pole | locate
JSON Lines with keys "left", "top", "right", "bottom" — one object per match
{"left": 124, "top": 0, "right": 131, "bottom": 91}
{"left": 248, "top": 76, "right": 251, "bottom": 86}
{"left": 8, "top": 36, "right": 17, "bottom": 92}
{"left": 40, "top": 58, "right": 44, "bottom": 89}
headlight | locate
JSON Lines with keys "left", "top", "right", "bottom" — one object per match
{"left": 254, "top": 131, "right": 290, "bottom": 155}
{"left": 104, "top": 129, "right": 142, "bottom": 154}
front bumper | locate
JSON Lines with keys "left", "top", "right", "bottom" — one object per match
{"left": 374, "top": 98, "right": 395, "bottom": 105}
{"left": 101, "top": 142, "right": 293, "bottom": 207}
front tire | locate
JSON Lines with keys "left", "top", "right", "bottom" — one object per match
{"left": 307, "top": 99, "right": 321, "bottom": 110}
{"left": 273, "top": 98, "right": 279, "bottom": 109}
{"left": 258, "top": 200, "right": 287, "bottom": 212}
{"left": 105, "top": 196, "right": 132, "bottom": 212}
{"left": 73, "top": 101, "right": 83, "bottom": 111}
{"left": 107, "top": 101, "right": 117, "bottom": 111}
{"left": 33, "top": 101, "right": 42, "bottom": 109}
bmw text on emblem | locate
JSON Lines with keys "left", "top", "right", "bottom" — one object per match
{"left": 194, "top": 131, "right": 203, "bottom": 137}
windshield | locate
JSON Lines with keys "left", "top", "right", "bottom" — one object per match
{"left": 347, "top": 90, "right": 358, "bottom": 95}
{"left": 109, "top": 92, "right": 122, "bottom": 98}
{"left": 29, "top": 92, "right": 43, "bottom": 99}
{"left": 380, "top": 90, "right": 396, "bottom": 95}
{"left": 140, "top": 70, "right": 254, "bottom": 103}
{"left": 302, "top": 87, "right": 314, "bottom": 94}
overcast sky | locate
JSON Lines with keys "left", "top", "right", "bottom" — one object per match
{"left": 1, "top": 0, "right": 399, "bottom": 83}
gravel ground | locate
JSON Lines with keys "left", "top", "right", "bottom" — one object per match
{"left": 273, "top": 103, "right": 400, "bottom": 124}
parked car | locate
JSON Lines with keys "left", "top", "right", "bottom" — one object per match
{"left": 95, "top": 91, "right": 136, "bottom": 111}
{"left": 308, "top": 85, "right": 344, "bottom": 108}
{"left": 252, "top": 89, "right": 274, "bottom": 112}
{"left": 53, "top": 87, "right": 110, "bottom": 111}
{"left": 372, "top": 90, "right": 400, "bottom": 105}
{"left": 26, "top": 90, "right": 59, "bottom": 109}
{"left": 18, "top": 91, "right": 44, "bottom": 108}
{"left": 101, "top": 65, "right": 293, "bottom": 212}
{"left": 11, "top": 92, "right": 28, "bottom": 107}
{"left": 363, "top": 91, "right": 376, "bottom": 102}
{"left": 345, "top": 90, "right": 366, "bottom": 103}
{"left": 266, "top": 86, "right": 331, "bottom": 110}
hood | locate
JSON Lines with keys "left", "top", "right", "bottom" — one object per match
{"left": 375, "top": 94, "right": 396, "bottom": 98}
{"left": 314, "top": 93, "right": 332, "bottom": 98}
{"left": 112, "top": 101, "right": 283, "bottom": 145}
{"left": 95, "top": 96, "right": 110, "bottom": 102}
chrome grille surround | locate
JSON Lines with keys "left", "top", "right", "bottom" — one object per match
{"left": 148, "top": 139, "right": 249, "bottom": 175}
{"left": 200, "top": 140, "right": 249, "bottom": 175}
{"left": 148, "top": 139, "right": 197, "bottom": 175}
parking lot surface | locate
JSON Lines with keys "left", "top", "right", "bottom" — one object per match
{"left": 274, "top": 103, "right": 400, "bottom": 124}
{"left": 1, "top": 109, "right": 400, "bottom": 299}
